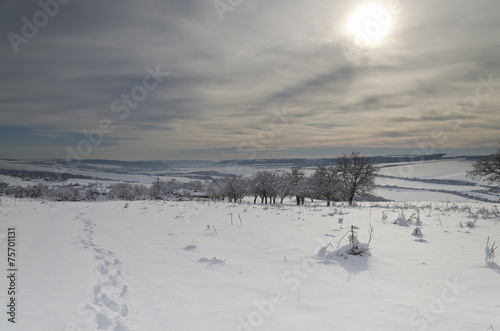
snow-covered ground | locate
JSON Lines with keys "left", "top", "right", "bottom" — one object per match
{"left": 1, "top": 157, "right": 499, "bottom": 330}
{"left": 375, "top": 159, "right": 499, "bottom": 203}
{"left": 1, "top": 197, "right": 499, "bottom": 331}
{"left": 379, "top": 159, "right": 475, "bottom": 181}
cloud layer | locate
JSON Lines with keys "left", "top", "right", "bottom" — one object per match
{"left": 1, "top": 0, "right": 499, "bottom": 160}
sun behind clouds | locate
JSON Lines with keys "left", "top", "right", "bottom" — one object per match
{"left": 348, "top": 3, "right": 394, "bottom": 48}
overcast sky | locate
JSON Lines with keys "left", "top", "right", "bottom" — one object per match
{"left": 1, "top": 0, "right": 499, "bottom": 161}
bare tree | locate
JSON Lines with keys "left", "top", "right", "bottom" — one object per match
{"left": 311, "top": 164, "right": 340, "bottom": 206}
{"left": 250, "top": 171, "right": 276, "bottom": 204}
{"left": 467, "top": 149, "right": 500, "bottom": 187}
{"left": 133, "top": 184, "right": 150, "bottom": 200}
{"left": 335, "top": 152, "right": 378, "bottom": 205}
{"left": 150, "top": 177, "right": 164, "bottom": 200}
{"left": 222, "top": 175, "right": 247, "bottom": 203}
{"left": 85, "top": 183, "right": 100, "bottom": 201}
{"left": 290, "top": 167, "right": 307, "bottom": 205}
{"left": 205, "top": 180, "right": 219, "bottom": 200}
{"left": 276, "top": 172, "right": 293, "bottom": 203}
{"left": 247, "top": 177, "right": 260, "bottom": 204}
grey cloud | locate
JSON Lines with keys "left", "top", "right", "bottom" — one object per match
{"left": 1, "top": 0, "right": 500, "bottom": 160}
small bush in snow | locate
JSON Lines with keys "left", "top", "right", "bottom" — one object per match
{"left": 337, "top": 225, "right": 372, "bottom": 258}
{"left": 412, "top": 226, "right": 423, "bottom": 238}
{"left": 381, "top": 210, "right": 388, "bottom": 223}
{"left": 415, "top": 210, "right": 423, "bottom": 227}
{"left": 466, "top": 220, "right": 477, "bottom": 233}
{"left": 393, "top": 211, "right": 411, "bottom": 226}
{"left": 206, "top": 225, "right": 217, "bottom": 234}
{"left": 316, "top": 225, "right": 372, "bottom": 260}
{"left": 344, "top": 225, "right": 371, "bottom": 256}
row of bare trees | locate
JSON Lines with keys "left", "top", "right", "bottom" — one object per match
{"left": 208, "top": 153, "right": 378, "bottom": 205}
{"left": 0, "top": 153, "right": 380, "bottom": 205}
{"left": 3, "top": 150, "right": 498, "bottom": 204}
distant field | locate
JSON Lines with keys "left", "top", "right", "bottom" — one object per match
{"left": 0, "top": 156, "right": 498, "bottom": 203}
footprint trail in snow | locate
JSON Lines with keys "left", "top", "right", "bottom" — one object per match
{"left": 75, "top": 210, "right": 132, "bottom": 331}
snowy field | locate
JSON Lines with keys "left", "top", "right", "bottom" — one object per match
{"left": 0, "top": 157, "right": 500, "bottom": 330}
{"left": 1, "top": 197, "right": 499, "bottom": 331}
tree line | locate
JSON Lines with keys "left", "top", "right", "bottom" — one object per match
{"left": 0, "top": 178, "right": 205, "bottom": 202}
{"left": 208, "top": 152, "right": 378, "bottom": 205}
{"left": 2, "top": 149, "right": 499, "bottom": 205}
{"left": 0, "top": 153, "right": 379, "bottom": 205}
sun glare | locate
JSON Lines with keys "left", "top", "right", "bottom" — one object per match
{"left": 348, "top": 3, "right": 393, "bottom": 48}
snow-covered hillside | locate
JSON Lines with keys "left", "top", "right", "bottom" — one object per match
{"left": 1, "top": 197, "right": 499, "bottom": 330}
{"left": 1, "top": 156, "right": 498, "bottom": 203}
{"left": 375, "top": 159, "right": 499, "bottom": 203}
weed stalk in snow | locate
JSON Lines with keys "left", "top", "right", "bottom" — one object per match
{"left": 486, "top": 237, "right": 497, "bottom": 262}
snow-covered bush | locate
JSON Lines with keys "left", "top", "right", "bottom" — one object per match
{"left": 85, "top": 187, "right": 100, "bottom": 201}
{"left": 415, "top": 209, "right": 423, "bottom": 226}
{"left": 4, "top": 185, "right": 28, "bottom": 198}
{"left": 412, "top": 226, "right": 423, "bottom": 238}
{"left": 132, "top": 184, "right": 149, "bottom": 200}
{"left": 393, "top": 211, "right": 411, "bottom": 226}
{"left": 0, "top": 181, "right": 8, "bottom": 192}
{"left": 343, "top": 225, "right": 372, "bottom": 256}
{"left": 150, "top": 178, "right": 177, "bottom": 200}
{"left": 317, "top": 225, "right": 372, "bottom": 260}
{"left": 51, "top": 186, "right": 80, "bottom": 201}
{"left": 393, "top": 209, "right": 421, "bottom": 227}
{"left": 108, "top": 183, "right": 136, "bottom": 201}
{"left": 26, "top": 184, "right": 46, "bottom": 198}
{"left": 475, "top": 206, "right": 499, "bottom": 219}
{"left": 381, "top": 210, "right": 388, "bottom": 223}
{"left": 465, "top": 220, "right": 477, "bottom": 233}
